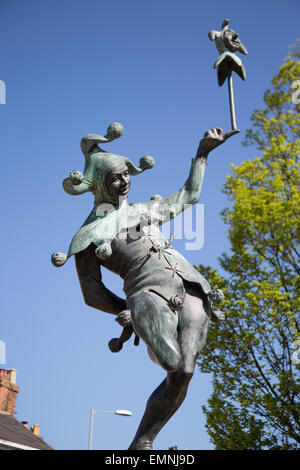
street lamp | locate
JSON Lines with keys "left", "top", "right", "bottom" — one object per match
{"left": 88, "top": 408, "right": 133, "bottom": 450}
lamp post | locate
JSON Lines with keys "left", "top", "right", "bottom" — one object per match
{"left": 88, "top": 408, "right": 132, "bottom": 450}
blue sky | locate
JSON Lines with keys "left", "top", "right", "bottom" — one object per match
{"left": 0, "top": 0, "right": 299, "bottom": 450}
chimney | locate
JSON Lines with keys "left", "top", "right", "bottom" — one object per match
{"left": 6, "top": 369, "right": 17, "bottom": 384}
{"left": 21, "top": 420, "right": 28, "bottom": 428}
{"left": 30, "top": 424, "right": 40, "bottom": 436}
{"left": 0, "top": 368, "right": 19, "bottom": 415}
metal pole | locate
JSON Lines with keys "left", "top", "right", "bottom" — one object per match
{"left": 228, "top": 71, "right": 237, "bottom": 130}
{"left": 88, "top": 408, "right": 95, "bottom": 450}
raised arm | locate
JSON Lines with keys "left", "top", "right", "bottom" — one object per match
{"left": 151, "top": 127, "right": 240, "bottom": 224}
{"left": 163, "top": 155, "right": 207, "bottom": 212}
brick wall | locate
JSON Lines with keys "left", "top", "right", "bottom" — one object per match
{"left": 0, "top": 376, "right": 19, "bottom": 415}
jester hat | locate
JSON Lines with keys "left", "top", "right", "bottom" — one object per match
{"left": 51, "top": 122, "right": 155, "bottom": 267}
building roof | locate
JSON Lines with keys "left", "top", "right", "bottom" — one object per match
{"left": 0, "top": 414, "right": 53, "bottom": 450}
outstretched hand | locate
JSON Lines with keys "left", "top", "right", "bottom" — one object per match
{"left": 196, "top": 127, "right": 240, "bottom": 158}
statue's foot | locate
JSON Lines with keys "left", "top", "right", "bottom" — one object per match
{"left": 128, "top": 439, "right": 153, "bottom": 450}
{"left": 115, "top": 309, "right": 132, "bottom": 327}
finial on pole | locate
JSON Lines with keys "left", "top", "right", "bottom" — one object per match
{"left": 208, "top": 19, "right": 248, "bottom": 130}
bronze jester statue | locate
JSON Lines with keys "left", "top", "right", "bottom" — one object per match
{"left": 51, "top": 122, "right": 238, "bottom": 449}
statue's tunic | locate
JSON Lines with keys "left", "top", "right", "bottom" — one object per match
{"left": 100, "top": 223, "right": 210, "bottom": 303}
{"left": 101, "top": 227, "right": 204, "bottom": 299}
{"left": 101, "top": 227, "right": 185, "bottom": 301}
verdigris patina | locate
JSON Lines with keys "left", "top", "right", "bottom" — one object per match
{"left": 209, "top": 18, "right": 248, "bottom": 86}
{"left": 209, "top": 19, "right": 248, "bottom": 130}
{"left": 51, "top": 123, "right": 238, "bottom": 449}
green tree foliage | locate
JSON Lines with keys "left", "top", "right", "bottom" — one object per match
{"left": 196, "top": 44, "right": 300, "bottom": 449}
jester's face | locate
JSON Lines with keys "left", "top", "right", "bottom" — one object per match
{"left": 223, "top": 29, "right": 241, "bottom": 52}
{"left": 105, "top": 163, "right": 131, "bottom": 199}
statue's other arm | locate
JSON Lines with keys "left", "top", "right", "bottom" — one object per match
{"left": 75, "top": 244, "right": 127, "bottom": 315}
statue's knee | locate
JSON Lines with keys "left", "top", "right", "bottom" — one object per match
{"left": 163, "top": 355, "right": 182, "bottom": 373}
{"left": 147, "top": 345, "right": 182, "bottom": 373}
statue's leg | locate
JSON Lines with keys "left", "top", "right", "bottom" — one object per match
{"left": 128, "top": 287, "right": 210, "bottom": 450}
{"left": 128, "top": 367, "right": 193, "bottom": 450}
{"left": 177, "top": 284, "right": 210, "bottom": 374}
{"left": 129, "top": 291, "right": 182, "bottom": 372}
